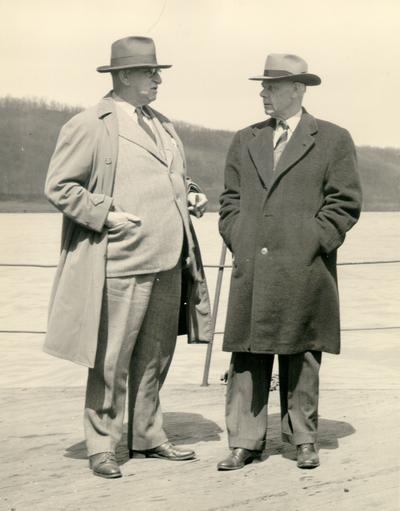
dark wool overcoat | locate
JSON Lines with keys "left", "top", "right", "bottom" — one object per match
{"left": 219, "top": 111, "right": 362, "bottom": 355}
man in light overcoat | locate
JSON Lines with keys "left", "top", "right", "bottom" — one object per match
{"left": 218, "top": 54, "right": 362, "bottom": 470}
{"left": 44, "top": 36, "right": 212, "bottom": 478}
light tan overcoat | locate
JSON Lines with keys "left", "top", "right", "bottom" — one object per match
{"left": 43, "top": 94, "right": 212, "bottom": 367}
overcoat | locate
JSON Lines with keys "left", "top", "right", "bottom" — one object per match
{"left": 43, "top": 95, "right": 212, "bottom": 368}
{"left": 219, "top": 111, "right": 362, "bottom": 355}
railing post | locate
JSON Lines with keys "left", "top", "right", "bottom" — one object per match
{"left": 201, "top": 242, "right": 227, "bottom": 386}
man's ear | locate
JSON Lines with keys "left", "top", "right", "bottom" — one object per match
{"left": 294, "top": 82, "right": 306, "bottom": 97}
{"left": 118, "top": 69, "right": 131, "bottom": 86}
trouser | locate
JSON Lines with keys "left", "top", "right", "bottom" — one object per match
{"left": 84, "top": 264, "right": 181, "bottom": 456}
{"left": 225, "top": 351, "right": 322, "bottom": 451}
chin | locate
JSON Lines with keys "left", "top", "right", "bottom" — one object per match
{"left": 143, "top": 96, "right": 156, "bottom": 105}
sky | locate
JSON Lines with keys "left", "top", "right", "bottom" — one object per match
{"left": 1, "top": 0, "right": 400, "bottom": 147}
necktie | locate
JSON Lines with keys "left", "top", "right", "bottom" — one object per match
{"left": 274, "top": 120, "right": 289, "bottom": 149}
{"left": 135, "top": 107, "right": 157, "bottom": 144}
{"left": 273, "top": 120, "right": 289, "bottom": 168}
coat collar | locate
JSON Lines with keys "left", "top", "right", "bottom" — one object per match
{"left": 96, "top": 94, "right": 119, "bottom": 177}
{"left": 97, "top": 92, "right": 114, "bottom": 118}
{"left": 96, "top": 94, "right": 175, "bottom": 167}
{"left": 248, "top": 118, "right": 275, "bottom": 187}
{"left": 247, "top": 110, "right": 318, "bottom": 191}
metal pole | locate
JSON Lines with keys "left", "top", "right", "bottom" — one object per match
{"left": 201, "top": 242, "right": 227, "bottom": 386}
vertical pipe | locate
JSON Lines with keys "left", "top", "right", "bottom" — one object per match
{"left": 201, "top": 242, "right": 227, "bottom": 386}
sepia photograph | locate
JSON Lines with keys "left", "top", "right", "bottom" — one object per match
{"left": 1, "top": 1, "right": 399, "bottom": 510}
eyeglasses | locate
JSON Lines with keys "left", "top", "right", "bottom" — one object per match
{"left": 123, "top": 67, "right": 161, "bottom": 79}
{"left": 140, "top": 67, "right": 161, "bottom": 78}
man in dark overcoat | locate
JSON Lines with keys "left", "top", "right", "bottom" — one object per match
{"left": 44, "top": 36, "right": 212, "bottom": 478}
{"left": 217, "top": 53, "right": 362, "bottom": 470}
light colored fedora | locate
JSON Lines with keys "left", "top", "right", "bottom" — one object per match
{"left": 97, "top": 36, "right": 172, "bottom": 73}
{"left": 249, "top": 54, "right": 321, "bottom": 85}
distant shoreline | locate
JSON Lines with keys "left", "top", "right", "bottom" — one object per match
{"left": 0, "top": 199, "right": 398, "bottom": 213}
{"left": 0, "top": 200, "right": 57, "bottom": 213}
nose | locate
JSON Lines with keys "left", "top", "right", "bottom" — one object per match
{"left": 153, "top": 72, "right": 162, "bottom": 84}
{"left": 260, "top": 87, "right": 269, "bottom": 98}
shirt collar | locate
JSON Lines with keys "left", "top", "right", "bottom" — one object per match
{"left": 286, "top": 109, "right": 302, "bottom": 132}
{"left": 111, "top": 92, "right": 152, "bottom": 119}
{"left": 274, "top": 109, "right": 302, "bottom": 132}
{"left": 112, "top": 92, "right": 137, "bottom": 118}
{"left": 285, "top": 110, "right": 302, "bottom": 132}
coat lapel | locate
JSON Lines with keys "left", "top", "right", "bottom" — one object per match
{"left": 149, "top": 107, "right": 187, "bottom": 170}
{"left": 117, "top": 107, "right": 167, "bottom": 165}
{"left": 247, "top": 120, "right": 274, "bottom": 188}
{"left": 270, "top": 112, "right": 318, "bottom": 190}
{"left": 150, "top": 114, "right": 174, "bottom": 167}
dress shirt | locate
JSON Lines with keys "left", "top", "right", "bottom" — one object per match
{"left": 273, "top": 110, "right": 302, "bottom": 147}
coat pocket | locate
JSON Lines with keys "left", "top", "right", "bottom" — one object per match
{"left": 231, "top": 258, "right": 239, "bottom": 277}
{"left": 106, "top": 221, "right": 142, "bottom": 249}
{"left": 303, "top": 217, "right": 322, "bottom": 266}
{"left": 272, "top": 215, "right": 321, "bottom": 266}
{"left": 228, "top": 216, "right": 240, "bottom": 251}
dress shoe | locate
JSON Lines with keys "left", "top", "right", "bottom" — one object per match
{"left": 296, "top": 443, "right": 320, "bottom": 469}
{"left": 217, "top": 448, "right": 260, "bottom": 471}
{"left": 89, "top": 452, "right": 122, "bottom": 478}
{"left": 129, "top": 441, "right": 196, "bottom": 461}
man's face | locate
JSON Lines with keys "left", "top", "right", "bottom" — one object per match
{"left": 125, "top": 67, "right": 162, "bottom": 106}
{"left": 260, "top": 80, "right": 297, "bottom": 119}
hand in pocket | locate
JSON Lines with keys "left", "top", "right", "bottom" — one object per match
{"left": 105, "top": 211, "right": 141, "bottom": 229}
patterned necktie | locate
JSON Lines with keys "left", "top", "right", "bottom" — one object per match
{"left": 273, "top": 119, "right": 289, "bottom": 168}
{"left": 135, "top": 107, "right": 157, "bottom": 144}
{"left": 274, "top": 119, "right": 289, "bottom": 148}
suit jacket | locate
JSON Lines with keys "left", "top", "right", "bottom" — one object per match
{"left": 219, "top": 111, "right": 362, "bottom": 355}
{"left": 43, "top": 94, "right": 212, "bottom": 367}
{"left": 105, "top": 102, "right": 186, "bottom": 275}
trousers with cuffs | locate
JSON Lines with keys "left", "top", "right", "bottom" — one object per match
{"left": 84, "top": 261, "right": 182, "bottom": 456}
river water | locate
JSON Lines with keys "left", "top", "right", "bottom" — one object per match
{"left": 0, "top": 211, "right": 398, "bottom": 386}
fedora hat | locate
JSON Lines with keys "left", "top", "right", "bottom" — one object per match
{"left": 249, "top": 53, "right": 321, "bottom": 86}
{"left": 97, "top": 36, "right": 172, "bottom": 73}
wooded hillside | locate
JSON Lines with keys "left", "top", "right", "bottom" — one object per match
{"left": 0, "top": 97, "right": 399, "bottom": 211}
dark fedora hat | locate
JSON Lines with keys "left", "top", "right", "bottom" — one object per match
{"left": 249, "top": 53, "right": 321, "bottom": 86}
{"left": 96, "top": 36, "right": 172, "bottom": 73}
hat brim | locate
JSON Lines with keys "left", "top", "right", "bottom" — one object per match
{"left": 249, "top": 73, "right": 321, "bottom": 86}
{"left": 96, "top": 63, "right": 172, "bottom": 73}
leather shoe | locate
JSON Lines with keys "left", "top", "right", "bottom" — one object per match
{"left": 89, "top": 452, "right": 122, "bottom": 478}
{"left": 129, "top": 441, "right": 196, "bottom": 461}
{"left": 296, "top": 443, "right": 320, "bottom": 469}
{"left": 217, "top": 448, "right": 260, "bottom": 471}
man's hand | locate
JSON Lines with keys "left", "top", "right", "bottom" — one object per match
{"left": 188, "top": 192, "right": 208, "bottom": 218}
{"left": 105, "top": 211, "right": 141, "bottom": 229}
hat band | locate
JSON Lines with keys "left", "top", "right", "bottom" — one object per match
{"left": 110, "top": 54, "right": 157, "bottom": 67}
{"left": 264, "top": 69, "right": 297, "bottom": 77}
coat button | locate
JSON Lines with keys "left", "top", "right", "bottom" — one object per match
{"left": 260, "top": 247, "right": 268, "bottom": 255}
